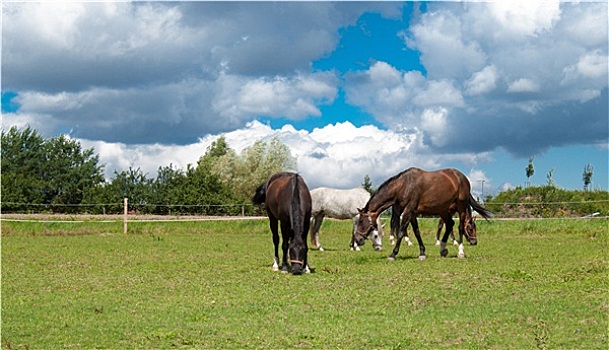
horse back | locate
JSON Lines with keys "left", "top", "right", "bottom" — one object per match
{"left": 409, "top": 168, "right": 471, "bottom": 215}
{"left": 266, "top": 172, "right": 311, "bottom": 223}
{"left": 311, "top": 187, "right": 369, "bottom": 219}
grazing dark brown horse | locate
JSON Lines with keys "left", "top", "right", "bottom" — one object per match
{"left": 354, "top": 168, "right": 492, "bottom": 260}
{"left": 251, "top": 172, "right": 312, "bottom": 275}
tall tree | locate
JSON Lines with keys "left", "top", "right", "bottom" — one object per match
{"left": 525, "top": 156, "right": 535, "bottom": 187}
{"left": 546, "top": 168, "right": 556, "bottom": 187}
{"left": 361, "top": 174, "right": 374, "bottom": 194}
{"left": 582, "top": 163, "right": 594, "bottom": 191}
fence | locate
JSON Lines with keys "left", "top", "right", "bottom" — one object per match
{"left": 2, "top": 198, "right": 608, "bottom": 219}
{"left": 1, "top": 200, "right": 263, "bottom": 217}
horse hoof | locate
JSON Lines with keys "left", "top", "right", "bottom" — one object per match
{"left": 319, "top": 247, "right": 325, "bottom": 252}
{"left": 458, "top": 253, "right": 465, "bottom": 259}
{"left": 453, "top": 241, "right": 459, "bottom": 246}
{"left": 407, "top": 241, "right": 414, "bottom": 246}
{"left": 387, "top": 256, "right": 396, "bottom": 261}
{"left": 418, "top": 255, "right": 426, "bottom": 261}
{"left": 440, "top": 249, "right": 448, "bottom": 257}
{"left": 435, "top": 241, "right": 441, "bottom": 246}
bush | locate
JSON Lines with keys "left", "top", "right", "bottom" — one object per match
{"left": 486, "top": 186, "right": 609, "bottom": 218}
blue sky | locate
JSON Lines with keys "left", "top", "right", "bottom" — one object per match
{"left": 2, "top": 1, "right": 607, "bottom": 193}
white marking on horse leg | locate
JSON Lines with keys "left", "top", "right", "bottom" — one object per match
{"left": 272, "top": 259, "right": 279, "bottom": 271}
{"left": 404, "top": 236, "right": 413, "bottom": 246}
{"left": 304, "top": 264, "right": 311, "bottom": 274}
{"left": 390, "top": 235, "right": 396, "bottom": 246}
{"left": 319, "top": 246, "right": 325, "bottom": 252}
{"left": 435, "top": 240, "right": 441, "bottom": 246}
{"left": 458, "top": 243, "right": 465, "bottom": 259}
{"left": 418, "top": 255, "right": 426, "bottom": 261}
{"left": 453, "top": 239, "right": 459, "bottom": 246}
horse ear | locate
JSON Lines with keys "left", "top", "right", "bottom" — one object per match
{"left": 357, "top": 208, "right": 364, "bottom": 214}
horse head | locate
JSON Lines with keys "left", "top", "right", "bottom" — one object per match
{"left": 353, "top": 208, "right": 380, "bottom": 247}
{"left": 289, "top": 240, "right": 308, "bottom": 275}
{"left": 463, "top": 215, "right": 478, "bottom": 245}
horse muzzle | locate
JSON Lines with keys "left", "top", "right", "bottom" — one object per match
{"left": 468, "top": 238, "right": 478, "bottom": 246}
{"left": 290, "top": 260, "right": 304, "bottom": 275}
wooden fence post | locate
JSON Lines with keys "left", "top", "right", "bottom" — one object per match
{"left": 123, "top": 197, "right": 128, "bottom": 235}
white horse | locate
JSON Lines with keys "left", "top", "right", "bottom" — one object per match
{"left": 310, "top": 187, "right": 383, "bottom": 251}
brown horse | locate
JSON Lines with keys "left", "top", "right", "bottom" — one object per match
{"left": 252, "top": 172, "right": 312, "bottom": 275}
{"left": 354, "top": 168, "right": 492, "bottom": 260}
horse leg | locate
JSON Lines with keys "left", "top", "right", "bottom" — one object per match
{"left": 439, "top": 214, "right": 454, "bottom": 257}
{"left": 303, "top": 216, "right": 311, "bottom": 273}
{"left": 350, "top": 216, "right": 361, "bottom": 251}
{"left": 435, "top": 218, "right": 444, "bottom": 246}
{"left": 457, "top": 210, "right": 467, "bottom": 258}
{"left": 270, "top": 217, "right": 280, "bottom": 271}
{"left": 410, "top": 217, "right": 426, "bottom": 261}
{"left": 310, "top": 213, "right": 325, "bottom": 251}
{"left": 388, "top": 210, "right": 412, "bottom": 261}
{"left": 280, "top": 221, "right": 292, "bottom": 273}
{"left": 390, "top": 207, "right": 400, "bottom": 246}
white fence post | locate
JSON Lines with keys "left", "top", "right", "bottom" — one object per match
{"left": 123, "top": 197, "right": 128, "bottom": 235}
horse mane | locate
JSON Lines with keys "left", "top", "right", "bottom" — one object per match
{"left": 290, "top": 174, "right": 304, "bottom": 240}
{"left": 365, "top": 167, "right": 418, "bottom": 210}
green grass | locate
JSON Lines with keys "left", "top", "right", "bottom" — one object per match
{"left": 2, "top": 218, "right": 608, "bottom": 349}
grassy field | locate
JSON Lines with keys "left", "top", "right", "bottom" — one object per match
{"left": 2, "top": 217, "right": 607, "bottom": 349}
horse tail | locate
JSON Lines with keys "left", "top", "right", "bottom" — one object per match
{"left": 290, "top": 174, "right": 304, "bottom": 238}
{"left": 251, "top": 182, "right": 267, "bottom": 205}
{"left": 469, "top": 193, "right": 493, "bottom": 220}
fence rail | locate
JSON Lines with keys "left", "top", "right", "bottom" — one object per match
{"left": 2, "top": 198, "right": 609, "bottom": 218}
{"left": 1, "top": 201, "right": 261, "bottom": 216}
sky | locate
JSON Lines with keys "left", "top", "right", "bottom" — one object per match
{"left": 2, "top": 1, "right": 608, "bottom": 197}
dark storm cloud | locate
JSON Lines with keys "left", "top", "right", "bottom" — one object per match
{"left": 1, "top": 1, "right": 401, "bottom": 144}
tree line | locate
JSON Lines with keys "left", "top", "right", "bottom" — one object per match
{"left": 3, "top": 126, "right": 607, "bottom": 217}
{"left": 1, "top": 126, "right": 295, "bottom": 215}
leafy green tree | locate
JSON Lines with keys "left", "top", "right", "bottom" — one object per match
{"left": 582, "top": 164, "right": 594, "bottom": 191}
{"left": 106, "top": 167, "right": 153, "bottom": 211}
{"left": 41, "top": 135, "right": 104, "bottom": 206}
{"left": 150, "top": 164, "right": 188, "bottom": 214}
{"left": 1, "top": 126, "right": 46, "bottom": 207}
{"left": 1, "top": 126, "right": 104, "bottom": 212}
{"left": 233, "top": 137, "right": 296, "bottom": 200}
